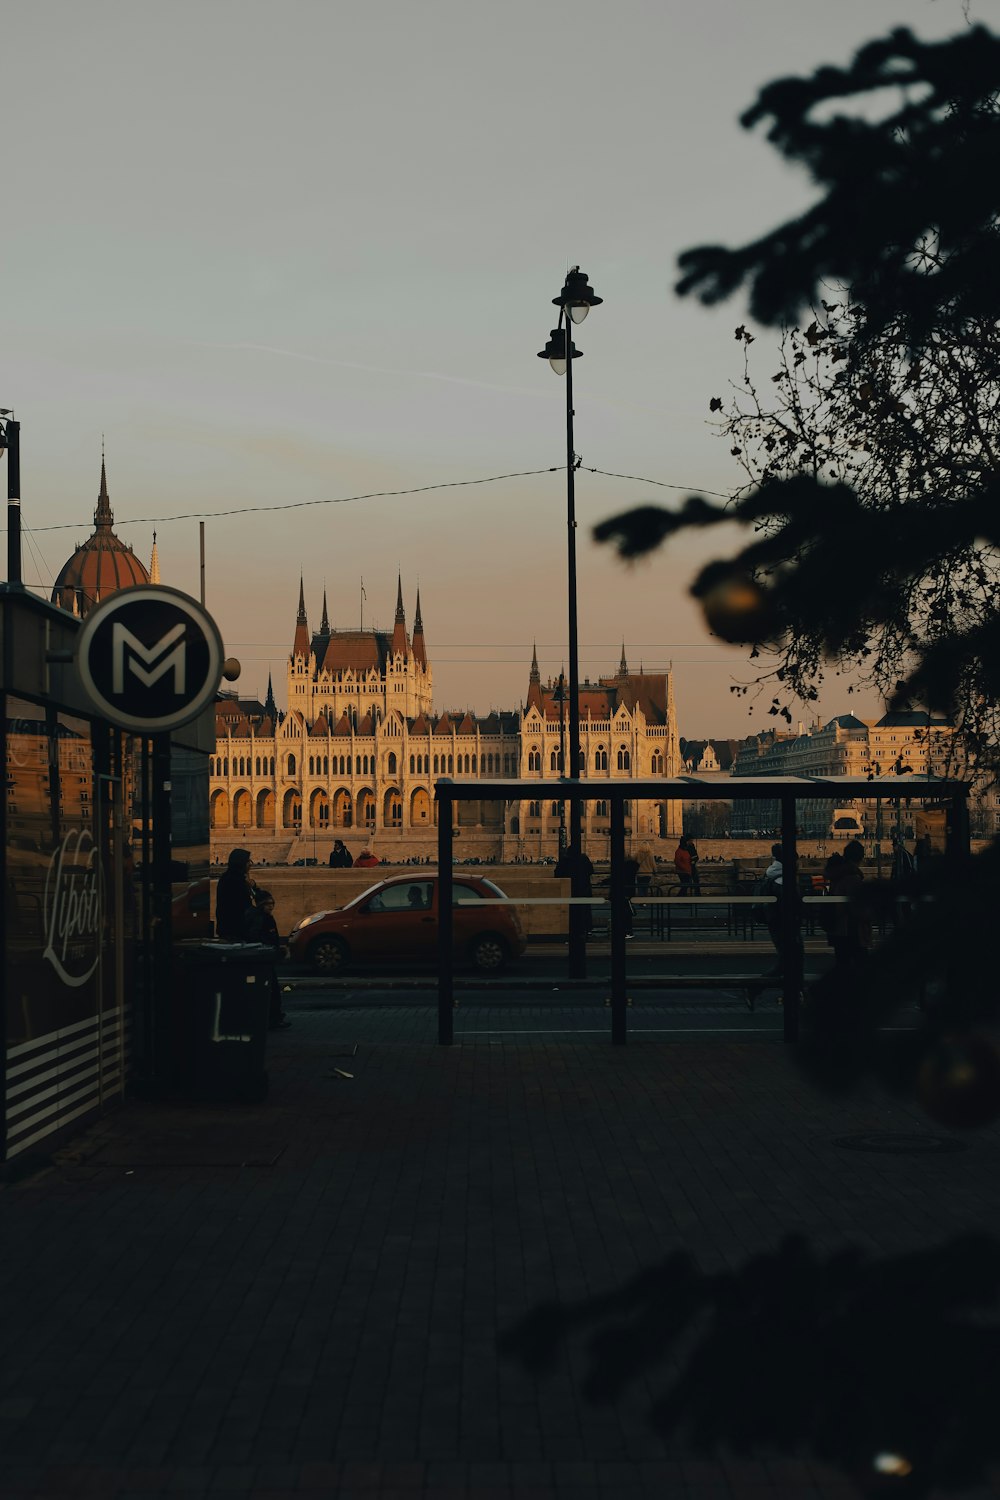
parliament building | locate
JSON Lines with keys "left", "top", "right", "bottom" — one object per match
{"left": 209, "top": 578, "right": 683, "bottom": 862}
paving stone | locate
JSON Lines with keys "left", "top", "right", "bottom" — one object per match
{"left": 2, "top": 1010, "right": 998, "bottom": 1497}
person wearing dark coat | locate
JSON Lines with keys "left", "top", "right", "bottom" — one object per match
{"left": 242, "top": 890, "right": 290, "bottom": 1029}
{"left": 216, "top": 848, "right": 256, "bottom": 941}
{"left": 329, "top": 840, "right": 353, "bottom": 868}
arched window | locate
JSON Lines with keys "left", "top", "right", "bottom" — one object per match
{"left": 224, "top": 758, "right": 229, "bottom": 776}
{"left": 471, "top": 755, "right": 477, "bottom": 773}
{"left": 617, "top": 746, "right": 631, "bottom": 771}
{"left": 254, "top": 756, "right": 260, "bottom": 776}
{"left": 270, "top": 757, "right": 275, "bottom": 776}
{"left": 324, "top": 756, "right": 329, "bottom": 774}
{"left": 623, "top": 800, "right": 631, "bottom": 815}
{"left": 595, "top": 747, "right": 608, "bottom": 771}
{"left": 448, "top": 756, "right": 454, "bottom": 774}
{"left": 596, "top": 800, "right": 608, "bottom": 817}
{"left": 528, "top": 801, "right": 541, "bottom": 818}
{"left": 550, "top": 801, "right": 559, "bottom": 816}
{"left": 651, "top": 750, "right": 664, "bottom": 774}
{"left": 287, "top": 754, "right": 296, "bottom": 776}
{"left": 387, "top": 752, "right": 397, "bottom": 775}
{"left": 528, "top": 747, "right": 541, "bottom": 772}
{"left": 308, "top": 756, "right": 314, "bottom": 776}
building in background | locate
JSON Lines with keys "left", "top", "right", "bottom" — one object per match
{"left": 50, "top": 455, "right": 156, "bottom": 617}
{"left": 678, "top": 737, "right": 741, "bottom": 837}
{"left": 729, "top": 713, "right": 986, "bottom": 840}
{"left": 209, "top": 580, "right": 683, "bottom": 862}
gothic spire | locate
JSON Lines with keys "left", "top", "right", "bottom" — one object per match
{"left": 95, "top": 448, "right": 113, "bottom": 530}
{"left": 149, "top": 530, "right": 160, "bottom": 584}
{"left": 618, "top": 642, "right": 629, "bottom": 677}
{"left": 320, "top": 587, "right": 330, "bottom": 635}
{"left": 526, "top": 641, "right": 542, "bottom": 710}
{"left": 391, "top": 572, "right": 408, "bottom": 657}
{"left": 293, "top": 575, "right": 310, "bottom": 658}
{"left": 412, "top": 588, "right": 427, "bottom": 669}
{"left": 264, "top": 672, "right": 277, "bottom": 721}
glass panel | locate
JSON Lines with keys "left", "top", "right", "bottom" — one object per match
{"left": 4, "top": 698, "right": 99, "bottom": 1048}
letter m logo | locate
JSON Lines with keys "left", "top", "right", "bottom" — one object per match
{"left": 112, "top": 622, "right": 187, "bottom": 695}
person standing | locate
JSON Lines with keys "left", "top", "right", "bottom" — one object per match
{"left": 215, "top": 848, "right": 256, "bottom": 941}
{"left": 673, "top": 836, "right": 694, "bottom": 895}
{"left": 242, "top": 890, "right": 291, "bottom": 1029}
{"left": 754, "top": 844, "right": 805, "bottom": 984}
{"left": 685, "top": 835, "right": 702, "bottom": 895}
{"left": 827, "top": 839, "right": 871, "bottom": 978}
{"left": 635, "top": 842, "right": 657, "bottom": 897}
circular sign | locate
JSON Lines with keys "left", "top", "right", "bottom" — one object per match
{"left": 75, "top": 585, "right": 224, "bottom": 732}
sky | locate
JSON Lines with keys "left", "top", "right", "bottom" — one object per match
{"left": 3, "top": 0, "right": 985, "bottom": 736}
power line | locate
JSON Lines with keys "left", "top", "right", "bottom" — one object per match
{"left": 10, "top": 466, "right": 565, "bottom": 533}
{"left": 3, "top": 462, "right": 735, "bottom": 535}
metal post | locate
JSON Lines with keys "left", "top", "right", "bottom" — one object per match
{"left": 610, "top": 792, "right": 627, "bottom": 1043}
{"left": 565, "top": 328, "right": 586, "bottom": 980}
{"left": 557, "top": 672, "right": 567, "bottom": 854}
{"left": 199, "top": 522, "right": 206, "bottom": 606}
{"left": 151, "top": 734, "right": 174, "bottom": 1086}
{"left": 6, "top": 419, "right": 21, "bottom": 587}
{"left": 780, "top": 795, "right": 801, "bottom": 1042}
{"left": 437, "top": 784, "right": 454, "bottom": 1044}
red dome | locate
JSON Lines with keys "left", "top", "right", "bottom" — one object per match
{"left": 51, "top": 458, "right": 150, "bottom": 616}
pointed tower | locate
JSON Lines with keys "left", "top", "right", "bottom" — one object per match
{"left": 412, "top": 588, "right": 427, "bottom": 669}
{"left": 264, "top": 672, "right": 278, "bottom": 722}
{"left": 149, "top": 530, "right": 160, "bottom": 584}
{"left": 618, "top": 643, "right": 629, "bottom": 678}
{"left": 292, "top": 575, "right": 311, "bottom": 658}
{"left": 320, "top": 587, "right": 330, "bottom": 637}
{"left": 526, "top": 642, "right": 543, "bottom": 711}
{"left": 95, "top": 452, "right": 114, "bottom": 530}
{"left": 391, "top": 572, "right": 408, "bottom": 657}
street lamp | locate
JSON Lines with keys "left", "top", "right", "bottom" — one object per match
{"left": 553, "top": 671, "right": 567, "bottom": 854}
{"left": 537, "top": 268, "right": 601, "bottom": 976}
{"left": 0, "top": 411, "right": 21, "bottom": 586}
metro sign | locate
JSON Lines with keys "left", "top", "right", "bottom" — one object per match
{"left": 75, "top": 585, "right": 224, "bottom": 732}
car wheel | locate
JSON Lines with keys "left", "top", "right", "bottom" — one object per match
{"left": 309, "top": 935, "right": 349, "bottom": 974}
{"left": 471, "top": 932, "right": 508, "bottom": 973}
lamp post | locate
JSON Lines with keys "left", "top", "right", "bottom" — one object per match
{"left": 538, "top": 268, "right": 602, "bottom": 976}
{"left": 0, "top": 411, "right": 21, "bottom": 586}
{"left": 554, "top": 671, "right": 567, "bottom": 854}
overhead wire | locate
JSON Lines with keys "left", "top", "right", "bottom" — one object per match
{"left": 3, "top": 461, "right": 736, "bottom": 535}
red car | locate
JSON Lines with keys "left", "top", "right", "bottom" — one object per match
{"left": 287, "top": 873, "right": 526, "bottom": 975}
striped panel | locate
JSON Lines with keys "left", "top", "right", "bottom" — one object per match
{"left": 5, "top": 1007, "right": 131, "bottom": 1160}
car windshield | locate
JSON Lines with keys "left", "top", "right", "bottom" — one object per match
{"left": 343, "top": 881, "right": 387, "bottom": 910}
{"left": 480, "top": 878, "right": 509, "bottom": 899}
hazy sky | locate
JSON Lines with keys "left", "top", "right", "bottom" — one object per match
{"left": 4, "top": 0, "right": 982, "bottom": 735}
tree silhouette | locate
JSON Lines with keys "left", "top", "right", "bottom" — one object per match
{"left": 500, "top": 1235, "right": 1000, "bottom": 1497}
{"left": 594, "top": 27, "right": 1000, "bottom": 754}
{"left": 498, "top": 30, "right": 1000, "bottom": 1492}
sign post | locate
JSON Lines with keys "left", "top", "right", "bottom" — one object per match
{"left": 75, "top": 586, "right": 225, "bottom": 1087}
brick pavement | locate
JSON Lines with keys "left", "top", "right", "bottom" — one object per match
{"left": 2, "top": 1005, "right": 999, "bottom": 1499}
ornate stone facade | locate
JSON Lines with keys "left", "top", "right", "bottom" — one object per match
{"left": 209, "top": 579, "right": 683, "bottom": 862}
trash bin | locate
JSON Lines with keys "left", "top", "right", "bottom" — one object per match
{"left": 172, "top": 942, "right": 273, "bottom": 1102}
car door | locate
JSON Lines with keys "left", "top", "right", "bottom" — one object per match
{"left": 352, "top": 879, "right": 436, "bottom": 964}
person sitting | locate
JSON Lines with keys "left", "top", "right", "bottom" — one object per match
{"left": 408, "top": 885, "right": 426, "bottom": 910}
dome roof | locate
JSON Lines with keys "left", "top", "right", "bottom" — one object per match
{"left": 52, "top": 457, "right": 150, "bottom": 616}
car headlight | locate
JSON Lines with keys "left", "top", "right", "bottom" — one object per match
{"left": 293, "top": 911, "right": 329, "bottom": 933}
